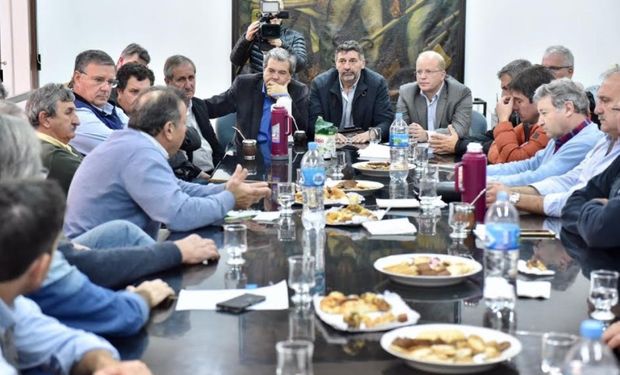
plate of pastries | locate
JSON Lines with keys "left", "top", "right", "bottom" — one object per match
{"left": 325, "top": 204, "right": 385, "bottom": 226}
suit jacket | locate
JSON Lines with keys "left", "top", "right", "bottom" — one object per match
{"left": 309, "top": 68, "right": 393, "bottom": 140}
{"left": 204, "top": 73, "right": 309, "bottom": 142}
{"left": 191, "top": 97, "right": 224, "bottom": 168}
{"left": 396, "top": 75, "right": 472, "bottom": 137}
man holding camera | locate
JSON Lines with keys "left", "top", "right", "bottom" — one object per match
{"left": 230, "top": 0, "right": 306, "bottom": 74}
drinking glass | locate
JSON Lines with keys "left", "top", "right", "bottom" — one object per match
{"left": 277, "top": 182, "right": 295, "bottom": 216}
{"left": 224, "top": 265, "right": 247, "bottom": 289}
{"left": 278, "top": 215, "right": 296, "bottom": 241}
{"left": 296, "top": 168, "right": 304, "bottom": 189}
{"left": 541, "top": 332, "right": 578, "bottom": 374}
{"left": 419, "top": 165, "right": 438, "bottom": 212}
{"left": 288, "top": 255, "right": 316, "bottom": 305}
{"left": 289, "top": 305, "right": 315, "bottom": 341}
{"left": 589, "top": 269, "right": 619, "bottom": 321}
{"left": 413, "top": 144, "right": 429, "bottom": 173}
{"left": 368, "top": 127, "right": 382, "bottom": 144}
{"left": 448, "top": 202, "right": 474, "bottom": 238}
{"left": 408, "top": 137, "right": 418, "bottom": 164}
{"left": 331, "top": 151, "right": 346, "bottom": 179}
{"left": 224, "top": 224, "right": 247, "bottom": 266}
{"left": 276, "top": 339, "right": 314, "bottom": 375}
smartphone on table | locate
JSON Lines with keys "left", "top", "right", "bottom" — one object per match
{"left": 216, "top": 293, "right": 266, "bottom": 314}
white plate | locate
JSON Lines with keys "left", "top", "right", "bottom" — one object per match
{"left": 313, "top": 291, "right": 420, "bottom": 332}
{"left": 381, "top": 324, "right": 522, "bottom": 374}
{"left": 352, "top": 162, "right": 415, "bottom": 178}
{"left": 373, "top": 253, "right": 482, "bottom": 287}
{"left": 326, "top": 179, "right": 385, "bottom": 193}
{"left": 325, "top": 207, "right": 386, "bottom": 226}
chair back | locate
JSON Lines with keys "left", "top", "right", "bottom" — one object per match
{"left": 215, "top": 113, "right": 237, "bottom": 149}
{"left": 469, "top": 110, "right": 487, "bottom": 136}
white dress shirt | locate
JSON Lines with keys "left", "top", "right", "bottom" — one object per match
{"left": 186, "top": 101, "right": 214, "bottom": 171}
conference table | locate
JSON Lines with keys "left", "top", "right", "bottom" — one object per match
{"left": 112, "top": 144, "right": 619, "bottom": 374}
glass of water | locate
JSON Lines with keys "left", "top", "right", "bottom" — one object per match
{"left": 541, "top": 332, "right": 578, "bottom": 374}
{"left": 332, "top": 151, "right": 346, "bottom": 179}
{"left": 288, "top": 255, "right": 316, "bottom": 305}
{"left": 419, "top": 165, "right": 438, "bottom": 212}
{"left": 368, "top": 127, "right": 382, "bottom": 144}
{"left": 413, "top": 143, "right": 429, "bottom": 173}
{"left": 224, "top": 224, "right": 247, "bottom": 266}
{"left": 277, "top": 182, "right": 295, "bottom": 216}
{"left": 589, "top": 269, "right": 619, "bottom": 321}
{"left": 276, "top": 339, "right": 314, "bottom": 375}
{"left": 448, "top": 202, "right": 474, "bottom": 238}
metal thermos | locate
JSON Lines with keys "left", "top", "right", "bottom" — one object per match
{"left": 455, "top": 143, "right": 487, "bottom": 222}
{"left": 271, "top": 105, "right": 290, "bottom": 160}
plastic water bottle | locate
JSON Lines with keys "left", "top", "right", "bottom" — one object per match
{"left": 563, "top": 320, "right": 619, "bottom": 375}
{"left": 483, "top": 191, "right": 520, "bottom": 311}
{"left": 389, "top": 112, "right": 409, "bottom": 182}
{"left": 300, "top": 142, "right": 326, "bottom": 230}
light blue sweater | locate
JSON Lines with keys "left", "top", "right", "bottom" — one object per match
{"left": 65, "top": 129, "right": 235, "bottom": 239}
{"left": 487, "top": 123, "right": 603, "bottom": 187}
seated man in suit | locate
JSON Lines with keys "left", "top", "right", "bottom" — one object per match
{"left": 561, "top": 67, "right": 620, "bottom": 248}
{"left": 164, "top": 55, "right": 224, "bottom": 174}
{"left": 309, "top": 40, "right": 393, "bottom": 143}
{"left": 65, "top": 86, "right": 271, "bottom": 240}
{"left": 397, "top": 50, "right": 472, "bottom": 141}
{"left": 206, "top": 47, "right": 308, "bottom": 146}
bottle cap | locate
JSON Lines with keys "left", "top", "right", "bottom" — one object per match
{"left": 308, "top": 142, "right": 318, "bottom": 151}
{"left": 496, "top": 191, "right": 509, "bottom": 202}
{"left": 467, "top": 142, "right": 483, "bottom": 153}
{"left": 580, "top": 319, "right": 604, "bottom": 340}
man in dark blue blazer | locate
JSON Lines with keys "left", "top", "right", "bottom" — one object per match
{"left": 309, "top": 40, "right": 393, "bottom": 143}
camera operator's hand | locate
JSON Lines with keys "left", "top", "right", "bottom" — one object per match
{"left": 266, "top": 81, "right": 289, "bottom": 97}
{"left": 268, "top": 38, "right": 283, "bottom": 47}
{"left": 245, "top": 20, "right": 260, "bottom": 41}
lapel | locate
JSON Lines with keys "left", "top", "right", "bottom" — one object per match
{"left": 328, "top": 74, "right": 343, "bottom": 125}
{"left": 435, "top": 82, "right": 448, "bottom": 127}
{"left": 414, "top": 86, "right": 427, "bottom": 126}
{"left": 250, "top": 78, "right": 266, "bottom": 139}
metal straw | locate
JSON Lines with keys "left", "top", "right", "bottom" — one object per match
{"left": 470, "top": 188, "right": 487, "bottom": 206}
{"left": 232, "top": 126, "right": 247, "bottom": 140}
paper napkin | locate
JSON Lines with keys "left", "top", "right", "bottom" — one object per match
{"left": 362, "top": 218, "right": 417, "bottom": 235}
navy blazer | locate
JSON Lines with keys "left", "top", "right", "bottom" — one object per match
{"left": 309, "top": 67, "right": 393, "bottom": 140}
{"left": 204, "top": 73, "right": 309, "bottom": 143}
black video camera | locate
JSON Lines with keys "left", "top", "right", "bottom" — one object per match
{"left": 257, "top": 1, "right": 289, "bottom": 50}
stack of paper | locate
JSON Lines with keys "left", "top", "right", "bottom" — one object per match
{"left": 175, "top": 280, "right": 289, "bottom": 311}
{"left": 362, "top": 218, "right": 417, "bottom": 235}
{"left": 375, "top": 198, "right": 420, "bottom": 208}
{"left": 358, "top": 144, "right": 390, "bottom": 161}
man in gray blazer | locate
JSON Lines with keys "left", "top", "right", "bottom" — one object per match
{"left": 396, "top": 51, "right": 472, "bottom": 141}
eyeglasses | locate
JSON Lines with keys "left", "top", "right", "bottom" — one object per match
{"left": 77, "top": 71, "right": 118, "bottom": 88}
{"left": 415, "top": 69, "right": 444, "bottom": 77}
{"left": 545, "top": 65, "right": 573, "bottom": 71}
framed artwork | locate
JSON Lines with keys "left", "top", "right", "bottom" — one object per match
{"left": 232, "top": 0, "right": 466, "bottom": 98}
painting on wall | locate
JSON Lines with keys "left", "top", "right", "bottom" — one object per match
{"left": 232, "top": 0, "right": 466, "bottom": 98}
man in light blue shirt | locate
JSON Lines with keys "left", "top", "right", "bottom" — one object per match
{"left": 487, "top": 79, "right": 603, "bottom": 189}
{"left": 0, "top": 179, "right": 151, "bottom": 374}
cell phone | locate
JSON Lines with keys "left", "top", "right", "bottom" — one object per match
{"left": 216, "top": 293, "right": 266, "bottom": 314}
{"left": 520, "top": 229, "right": 556, "bottom": 238}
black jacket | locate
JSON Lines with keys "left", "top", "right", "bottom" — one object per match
{"left": 230, "top": 26, "right": 307, "bottom": 74}
{"left": 309, "top": 68, "right": 393, "bottom": 141}
{"left": 204, "top": 73, "right": 309, "bottom": 142}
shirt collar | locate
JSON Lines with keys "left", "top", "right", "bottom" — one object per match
{"left": 339, "top": 73, "right": 361, "bottom": 94}
{"left": 554, "top": 119, "right": 591, "bottom": 153}
{"left": 0, "top": 298, "right": 16, "bottom": 332}
{"left": 135, "top": 129, "right": 169, "bottom": 159}
{"left": 420, "top": 82, "right": 444, "bottom": 103}
{"left": 36, "top": 132, "right": 78, "bottom": 156}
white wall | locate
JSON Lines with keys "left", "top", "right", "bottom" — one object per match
{"left": 37, "top": 0, "right": 233, "bottom": 97}
{"left": 465, "top": 0, "right": 620, "bottom": 123}
{"left": 37, "top": 0, "right": 620, "bottom": 115}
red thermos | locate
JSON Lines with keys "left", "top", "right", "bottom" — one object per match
{"left": 271, "top": 105, "right": 291, "bottom": 160}
{"left": 454, "top": 143, "right": 487, "bottom": 222}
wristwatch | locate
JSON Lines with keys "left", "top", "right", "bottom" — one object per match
{"left": 509, "top": 192, "right": 520, "bottom": 205}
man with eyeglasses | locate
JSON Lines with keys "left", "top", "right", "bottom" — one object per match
{"left": 70, "top": 49, "right": 128, "bottom": 155}
{"left": 541, "top": 45, "right": 599, "bottom": 125}
{"left": 309, "top": 40, "right": 393, "bottom": 143}
{"left": 397, "top": 50, "right": 472, "bottom": 142}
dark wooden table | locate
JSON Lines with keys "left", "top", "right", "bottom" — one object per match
{"left": 110, "top": 144, "right": 619, "bottom": 375}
